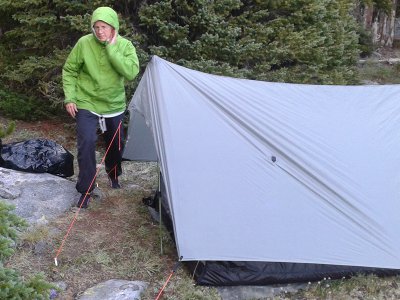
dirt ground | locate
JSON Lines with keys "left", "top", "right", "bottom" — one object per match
{"left": 2, "top": 116, "right": 220, "bottom": 300}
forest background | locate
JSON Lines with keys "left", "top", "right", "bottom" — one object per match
{"left": 0, "top": 0, "right": 394, "bottom": 121}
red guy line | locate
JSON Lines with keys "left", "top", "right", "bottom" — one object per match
{"left": 54, "top": 120, "right": 122, "bottom": 262}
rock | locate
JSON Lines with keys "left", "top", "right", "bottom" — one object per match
{"left": 77, "top": 279, "right": 148, "bottom": 300}
{"left": 91, "top": 187, "right": 104, "bottom": 202}
{"left": 54, "top": 281, "right": 68, "bottom": 291}
{"left": 49, "top": 281, "right": 68, "bottom": 299}
{"left": 0, "top": 167, "right": 103, "bottom": 225}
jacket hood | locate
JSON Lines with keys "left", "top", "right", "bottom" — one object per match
{"left": 91, "top": 7, "right": 119, "bottom": 31}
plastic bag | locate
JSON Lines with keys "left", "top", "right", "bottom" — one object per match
{"left": 1, "top": 138, "right": 74, "bottom": 177}
{"left": 0, "top": 139, "right": 5, "bottom": 167}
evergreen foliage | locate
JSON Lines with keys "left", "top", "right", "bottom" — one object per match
{"left": 0, "top": 0, "right": 365, "bottom": 120}
{"left": 0, "top": 1, "right": 95, "bottom": 114}
{"left": 0, "top": 201, "right": 54, "bottom": 299}
{"left": 0, "top": 0, "right": 145, "bottom": 117}
{"left": 0, "top": 202, "right": 25, "bottom": 261}
{"left": 139, "top": 0, "right": 360, "bottom": 84}
{"left": 0, "top": 266, "right": 54, "bottom": 300}
{"left": 0, "top": 121, "right": 15, "bottom": 139}
{"left": 0, "top": 88, "right": 57, "bottom": 120}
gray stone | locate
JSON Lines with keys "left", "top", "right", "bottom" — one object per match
{"left": 0, "top": 186, "right": 21, "bottom": 199}
{"left": 54, "top": 281, "right": 68, "bottom": 291}
{"left": 78, "top": 279, "right": 148, "bottom": 300}
{"left": 91, "top": 187, "right": 104, "bottom": 202}
{"left": 49, "top": 281, "right": 68, "bottom": 299}
{"left": 0, "top": 167, "right": 103, "bottom": 225}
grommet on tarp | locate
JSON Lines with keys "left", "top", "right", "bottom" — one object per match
{"left": 271, "top": 156, "right": 277, "bottom": 162}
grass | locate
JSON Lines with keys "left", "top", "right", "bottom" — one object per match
{"left": 292, "top": 275, "right": 400, "bottom": 300}
{"left": 358, "top": 62, "right": 400, "bottom": 84}
{"left": 20, "top": 225, "right": 51, "bottom": 245}
{"left": 357, "top": 56, "right": 400, "bottom": 84}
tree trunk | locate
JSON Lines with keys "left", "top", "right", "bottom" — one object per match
{"left": 369, "top": 0, "right": 398, "bottom": 47}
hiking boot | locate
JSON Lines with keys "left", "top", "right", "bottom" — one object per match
{"left": 77, "top": 193, "right": 91, "bottom": 209}
{"left": 108, "top": 175, "right": 121, "bottom": 189}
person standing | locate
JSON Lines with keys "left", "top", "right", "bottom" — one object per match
{"left": 63, "top": 6, "right": 139, "bottom": 208}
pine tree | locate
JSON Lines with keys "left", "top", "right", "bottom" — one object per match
{"left": 139, "top": 0, "right": 360, "bottom": 84}
{"left": 0, "top": 201, "right": 54, "bottom": 299}
{"left": 0, "top": 1, "right": 127, "bottom": 111}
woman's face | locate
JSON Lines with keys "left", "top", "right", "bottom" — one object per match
{"left": 93, "top": 21, "right": 114, "bottom": 42}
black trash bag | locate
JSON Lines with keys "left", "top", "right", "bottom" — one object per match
{"left": 0, "top": 139, "right": 5, "bottom": 167}
{"left": 1, "top": 138, "right": 74, "bottom": 177}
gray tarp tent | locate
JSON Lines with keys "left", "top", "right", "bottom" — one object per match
{"left": 123, "top": 56, "right": 400, "bottom": 285}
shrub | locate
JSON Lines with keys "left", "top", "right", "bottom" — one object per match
{"left": 0, "top": 88, "right": 61, "bottom": 121}
{"left": 138, "top": 0, "right": 360, "bottom": 84}
{"left": 0, "top": 201, "right": 55, "bottom": 299}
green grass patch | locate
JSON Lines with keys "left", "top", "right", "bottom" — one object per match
{"left": 357, "top": 60, "right": 400, "bottom": 84}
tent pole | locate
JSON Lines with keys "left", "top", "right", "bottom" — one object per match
{"left": 158, "top": 165, "right": 163, "bottom": 255}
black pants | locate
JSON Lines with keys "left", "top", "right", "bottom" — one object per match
{"left": 75, "top": 109, "right": 124, "bottom": 194}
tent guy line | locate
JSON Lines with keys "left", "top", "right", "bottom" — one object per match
{"left": 53, "top": 121, "right": 122, "bottom": 266}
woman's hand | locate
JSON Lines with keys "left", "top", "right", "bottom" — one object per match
{"left": 109, "top": 29, "right": 117, "bottom": 45}
{"left": 65, "top": 103, "right": 78, "bottom": 118}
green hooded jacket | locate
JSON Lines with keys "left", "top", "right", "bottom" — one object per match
{"left": 62, "top": 7, "right": 139, "bottom": 115}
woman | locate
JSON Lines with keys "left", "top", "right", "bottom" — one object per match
{"left": 63, "top": 6, "right": 139, "bottom": 208}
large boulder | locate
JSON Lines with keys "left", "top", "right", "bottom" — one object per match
{"left": 78, "top": 279, "right": 148, "bottom": 300}
{"left": 0, "top": 167, "right": 80, "bottom": 225}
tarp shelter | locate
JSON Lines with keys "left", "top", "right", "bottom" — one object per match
{"left": 123, "top": 56, "right": 400, "bottom": 285}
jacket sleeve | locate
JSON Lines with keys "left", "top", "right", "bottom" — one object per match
{"left": 62, "top": 41, "right": 83, "bottom": 104}
{"left": 106, "top": 39, "right": 139, "bottom": 81}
